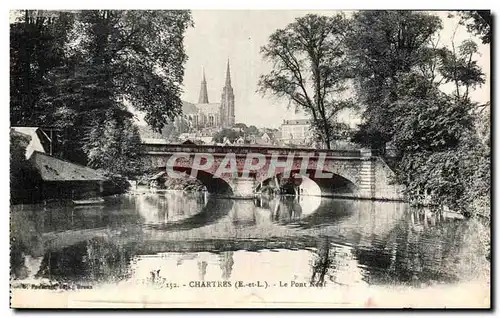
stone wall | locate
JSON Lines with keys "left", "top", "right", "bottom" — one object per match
{"left": 141, "top": 145, "right": 405, "bottom": 201}
{"left": 373, "top": 157, "right": 405, "bottom": 201}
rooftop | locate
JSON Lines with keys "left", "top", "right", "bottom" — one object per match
{"left": 30, "top": 151, "right": 107, "bottom": 182}
{"left": 11, "top": 127, "right": 49, "bottom": 159}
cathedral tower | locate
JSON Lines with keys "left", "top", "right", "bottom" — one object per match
{"left": 220, "top": 59, "right": 235, "bottom": 128}
{"left": 198, "top": 69, "right": 209, "bottom": 104}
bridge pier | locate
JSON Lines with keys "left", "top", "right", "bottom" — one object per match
{"left": 231, "top": 177, "right": 257, "bottom": 199}
{"left": 359, "top": 149, "right": 376, "bottom": 199}
{"left": 141, "top": 143, "right": 404, "bottom": 201}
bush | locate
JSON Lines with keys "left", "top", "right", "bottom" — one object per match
{"left": 100, "top": 171, "right": 131, "bottom": 195}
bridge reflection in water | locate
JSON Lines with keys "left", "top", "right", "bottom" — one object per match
{"left": 10, "top": 191, "right": 489, "bottom": 292}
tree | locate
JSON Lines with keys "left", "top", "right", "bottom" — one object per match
{"left": 388, "top": 42, "right": 487, "bottom": 215}
{"left": 243, "top": 125, "right": 260, "bottom": 136}
{"left": 347, "top": 11, "right": 443, "bottom": 150}
{"left": 14, "top": 10, "right": 193, "bottom": 176}
{"left": 258, "top": 14, "right": 353, "bottom": 149}
{"left": 233, "top": 123, "right": 248, "bottom": 130}
{"left": 388, "top": 74, "right": 472, "bottom": 205}
{"left": 438, "top": 39, "right": 485, "bottom": 102}
{"left": 457, "top": 11, "right": 491, "bottom": 44}
{"left": 83, "top": 114, "right": 144, "bottom": 176}
{"left": 10, "top": 10, "right": 75, "bottom": 126}
{"left": 160, "top": 121, "right": 181, "bottom": 141}
{"left": 213, "top": 128, "right": 243, "bottom": 144}
{"left": 345, "top": 11, "right": 489, "bottom": 216}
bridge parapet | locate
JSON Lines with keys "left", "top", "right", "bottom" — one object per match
{"left": 140, "top": 142, "right": 362, "bottom": 158}
{"left": 138, "top": 141, "right": 403, "bottom": 200}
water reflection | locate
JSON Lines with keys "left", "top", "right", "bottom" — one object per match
{"left": 34, "top": 237, "right": 132, "bottom": 283}
{"left": 144, "top": 195, "right": 233, "bottom": 231}
{"left": 237, "top": 195, "right": 350, "bottom": 227}
{"left": 10, "top": 191, "right": 489, "bottom": 290}
{"left": 136, "top": 192, "right": 208, "bottom": 224}
{"left": 310, "top": 237, "right": 365, "bottom": 287}
{"left": 352, "top": 207, "right": 483, "bottom": 286}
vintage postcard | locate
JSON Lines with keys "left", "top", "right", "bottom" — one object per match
{"left": 9, "top": 9, "right": 491, "bottom": 308}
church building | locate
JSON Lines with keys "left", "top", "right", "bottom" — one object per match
{"left": 182, "top": 60, "right": 235, "bottom": 130}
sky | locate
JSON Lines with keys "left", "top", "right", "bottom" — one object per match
{"left": 180, "top": 10, "right": 490, "bottom": 129}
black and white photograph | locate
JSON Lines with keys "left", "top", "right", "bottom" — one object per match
{"left": 8, "top": 9, "right": 491, "bottom": 308}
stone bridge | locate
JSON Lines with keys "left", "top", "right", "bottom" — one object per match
{"left": 140, "top": 141, "right": 404, "bottom": 200}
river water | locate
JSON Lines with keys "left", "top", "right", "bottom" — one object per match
{"left": 10, "top": 190, "right": 490, "bottom": 307}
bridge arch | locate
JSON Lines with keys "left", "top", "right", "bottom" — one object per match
{"left": 171, "top": 166, "right": 233, "bottom": 196}
{"left": 257, "top": 168, "right": 358, "bottom": 197}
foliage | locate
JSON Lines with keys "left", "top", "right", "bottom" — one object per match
{"left": 233, "top": 123, "right": 248, "bottom": 130}
{"left": 330, "top": 122, "right": 352, "bottom": 140}
{"left": 456, "top": 11, "right": 491, "bottom": 44}
{"left": 84, "top": 116, "right": 144, "bottom": 176}
{"left": 391, "top": 73, "right": 474, "bottom": 153}
{"left": 160, "top": 121, "right": 182, "bottom": 141}
{"left": 457, "top": 135, "right": 490, "bottom": 218}
{"left": 344, "top": 10, "right": 489, "bottom": 217}
{"left": 258, "top": 14, "right": 353, "bottom": 149}
{"left": 213, "top": 128, "right": 244, "bottom": 143}
{"left": 386, "top": 53, "right": 487, "bottom": 216}
{"left": 437, "top": 39, "right": 485, "bottom": 101}
{"left": 76, "top": 10, "right": 193, "bottom": 133}
{"left": 246, "top": 125, "right": 260, "bottom": 135}
{"left": 10, "top": 10, "right": 193, "bottom": 178}
{"left": 395, "top": 135, "right": 489, "bottom": 217}
{"left": 212, "top": 125, "right": 261, "bottom": 144}
{"left": 10, "top": 11, "right": 75, "bottom": 127}
{"left": 101, "top": 173, "right": 132, "bottom": 196}
{"left": 347, "top": 11, "right": 443, "bottom": 149}
{"left": 164, "top": 176, "right": 206, "bottom": 192}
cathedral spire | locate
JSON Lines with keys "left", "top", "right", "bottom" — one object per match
{"left": 224, "top": 59, "right": 231, "bottom": 87}
{"left": 198, "top": 68, "right": 209, "bottom": 104}
{"left": 220, "top": 59, "right": 235, "bottom": 128}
